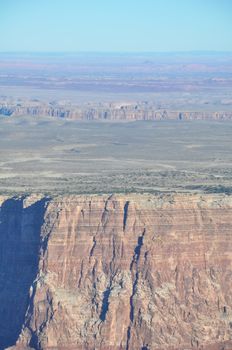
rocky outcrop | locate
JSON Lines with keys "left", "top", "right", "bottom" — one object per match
{"left": 1, "top": 101, "right": 232, "bottom": 121}
{"left": 1, "top": 193, "right": 232, "bottom": 350}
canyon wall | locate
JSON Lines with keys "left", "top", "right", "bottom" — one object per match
{"left": 1, "top": 103, "right": 232, "bottom": 121}
{"left": 1, "top": 194, "right": 232, "bottom": 350}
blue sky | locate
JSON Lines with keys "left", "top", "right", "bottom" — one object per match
{"left": 0, "top": 0, "right": 231, "bottom": 52}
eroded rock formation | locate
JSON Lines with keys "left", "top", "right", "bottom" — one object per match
{"left": 1, "top": 194, "right": 232, "bottom": 350}
{"left": 1, "top": 101, "right": 232, "bottom": 121}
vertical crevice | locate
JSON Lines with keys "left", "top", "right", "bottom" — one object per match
{"left": 101, "top": 194, "right": 113, "bottom": 227}
{"left": 90, "top": 236, "right": 97, "bottom": 257}
{"left": 129, "top": 271, "right": 139, "bottom": 322}
{"left": 99, "top": 230, "right": 119, "bottom": 322}
{"left": 126, "top": 326, "right": 131, "bottom": 350}
{"left": 126, "top": 228, "right": 146, "bottom": 350}
{"left": 78, "top": 260, "right": 84, "bottom": 287}
{"left": 130, "top": 229, "right": 145, "bottom": 270}
{"left": 123, "top": 201, "right": 130, "bottom": 231}
{"left": 99, "top": 287, "right": 111, "bottom": 322}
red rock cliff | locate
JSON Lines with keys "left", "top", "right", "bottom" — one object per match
{"left": 1, "top": 194, "right": 232, "bottom": 350}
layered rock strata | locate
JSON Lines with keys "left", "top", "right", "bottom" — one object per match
{"left": 1, "top": 102, "right": 232, "bottom": 121}
{"left": 1, "top": 194, "right": 232, "bottom": 350}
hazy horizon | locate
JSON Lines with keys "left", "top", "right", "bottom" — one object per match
{"left": 1, "top": 50, "right": 232, "bottom": 54}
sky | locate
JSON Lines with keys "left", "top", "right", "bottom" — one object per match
{"left": 0, "top": 0, "right": 231, "bottom": 52}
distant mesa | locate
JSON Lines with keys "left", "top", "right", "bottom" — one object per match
{"left": 1, "top": 99, "right": 232, "bottom": 121}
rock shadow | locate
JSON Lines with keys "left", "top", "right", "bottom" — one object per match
{"left": 0, "top": 196, "right": 48, "bottom": 350}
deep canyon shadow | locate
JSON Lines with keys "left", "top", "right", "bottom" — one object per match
{"left": 0, "top": 197, "right": 48, "bottom": 349}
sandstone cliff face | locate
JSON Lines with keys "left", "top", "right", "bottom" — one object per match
{"left": 1, "top": 102, "right": 232, "bottom": 121}
{"left": 1, "top": 194, "right": 232, "bottom": 350}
